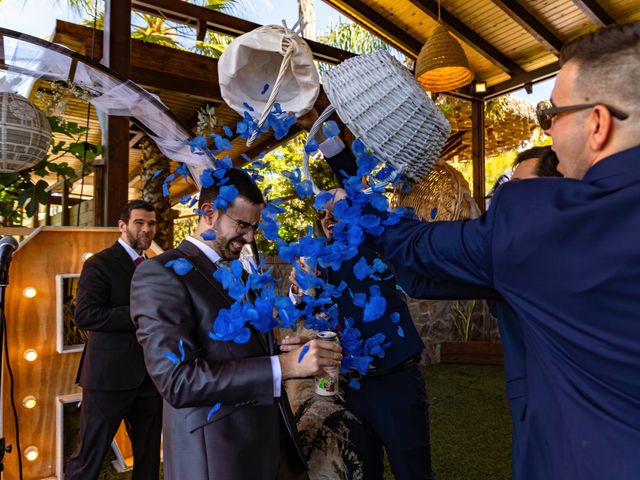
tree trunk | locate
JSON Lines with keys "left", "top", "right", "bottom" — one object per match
{"left": 139, "top": 137, "right": 174, "bottom": 250}
{"left": 298, "top": 0, "right": 316, "bottom": 40}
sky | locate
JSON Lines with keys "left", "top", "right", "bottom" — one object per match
{"left": 0, "top": 0, "right": 553, "bottom": 103}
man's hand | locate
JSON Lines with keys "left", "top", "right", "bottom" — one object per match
{"left": 279, "top": 339, "right": 342, "bottom": 380}
{"left": 280, "top": 334, "right": 310, "bottom": 352}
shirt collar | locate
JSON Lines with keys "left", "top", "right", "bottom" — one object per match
{"left": 118, "top": 238, "right": 144, "bottom": 262}
{"left": 185, "top": 235, "right": 222, "bottom": 265}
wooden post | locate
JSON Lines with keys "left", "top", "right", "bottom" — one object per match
{"left": 471, "top": 98, "right": 486, "bottom": 212}
{"left": 93, "top": 160, "right": 105, "bottom": 226}
{"left": 100, "top": 0, "right": 131, "bottom": 226}
{"left": 62, "top": 182, "right": 70, "bottom": 226}
{"left": 45, "top": 196, "right": 51, "bottom": 226}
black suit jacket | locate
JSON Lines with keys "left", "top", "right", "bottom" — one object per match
{"left": 75, "top": 241, "right": 148, "bottom": 390}
{"left": 130, "top": 240, "right": 306, "bottom": 480}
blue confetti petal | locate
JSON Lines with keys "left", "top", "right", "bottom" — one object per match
{"left": 304, "top": 138, "right": 319, "bottom": 155}
{"left": 348, "top": 378, "right": 361, "bottom": 390}
{"left": 165, "top": 258, "right": 194, "bottom": 276}
{"left": 223, "top": 125, "right": 234, "bottom": 137}
{"left": 397, "top": 325, "right": 405, "bottom": 337}
{"left": 164, "top": 352, "right": 180, "bottom": 364}
{"left": 297, "top": 344, "right": 310, "bottom": 363}
{"left": 430, "top": 207, "right": 438, "bottom": 220}
{"left": 178, "top": 339, "right": 185, "bottom": 361}
{"left": 390, "top": 312, "right": 400, "bottom": 324}
{"left": 201, "top": 229, "right": 216, "bottom": 241}
{"left": 322, "top": 120, "right": 340, "bottom": 138}
{"left": 151, "top": 169, "right": 163, "bottom": 181}
{"left": 261, "top": 83, "right": 269, "bottom": 94}
{"left": 243, "top": 102, "right": 254, "bottom": 112}
{"left": 207, "top": 402, "right": 222, "bottom": 421}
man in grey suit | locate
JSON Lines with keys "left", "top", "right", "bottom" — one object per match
{"left": 131, "top": 168, "right": 342, "bottom": 480}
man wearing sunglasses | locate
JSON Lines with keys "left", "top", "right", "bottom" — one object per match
{"left": 130, "top": 168, "right": 342, "bottom": 480}
{"left": 361, "top": 21, "right": 640, "bottom": 480}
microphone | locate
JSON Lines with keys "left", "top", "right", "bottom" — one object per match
{"left": 0, "top": 236, "right": 19, "bottom": 287}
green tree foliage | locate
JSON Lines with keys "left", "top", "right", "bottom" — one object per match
{"left": 252, "top": 135, "right": 337, "bottom": 256}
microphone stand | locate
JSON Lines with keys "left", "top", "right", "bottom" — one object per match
{"left": 0, "top": 237, "right": 20, "bottom": 479}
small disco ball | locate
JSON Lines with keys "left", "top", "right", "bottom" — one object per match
{"left": 0, "top": 92, "right": 52, "bottom": 172}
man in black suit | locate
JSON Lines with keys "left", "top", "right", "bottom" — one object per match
{"left": 66, "top": 200, "right": 163, "bottom": 480}
{"left": 130, "top": 168, "right": 342, "bottom": 480}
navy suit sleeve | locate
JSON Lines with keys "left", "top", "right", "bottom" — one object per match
{"left": 325, "top": 147, "right": 358, "bottom": 188}
{"left": 392, "top": 263, "right": 500, "bottom": 300}
{"left": 74, "top": 255, "right": 135, "bottom": 332}
{"left": 369, "top": 199, "right": 498, "bottom": 290}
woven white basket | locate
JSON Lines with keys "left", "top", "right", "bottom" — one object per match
{"left": 0, "top": 92, "right": 51, "bottom": 173}
{"left": 305, "top": 51, "right": 450, "bottom": 189}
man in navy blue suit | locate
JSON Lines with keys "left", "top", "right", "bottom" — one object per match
{"left": 360, "top": 22, "right": 640, "bottom": 480}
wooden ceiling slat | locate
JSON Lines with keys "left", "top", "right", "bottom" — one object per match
{"left": 572, "top": 0, "right": 617, "bottom": 26}
{"left": 323, "top": 0, "right": 423, "bottom": 56}
{"left": 490, "top": 0, "right": 564, "bottom": 55}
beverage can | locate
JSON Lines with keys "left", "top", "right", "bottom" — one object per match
{"left": 315, "top": 331, "right": 339, "bottom": 396}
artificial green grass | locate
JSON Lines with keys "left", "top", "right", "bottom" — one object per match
{"left": 98, "top": 364, "right": 511, "bottom": 479}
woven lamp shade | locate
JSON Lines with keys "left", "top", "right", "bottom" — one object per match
{"left": 392, "top": 161, "right": 479, "bottom": 222}
{"left": 415, "top": 24, "right": 474, "bottom": 93}
{"left": 0, "top": 92, "right": 51, "bottom": 172}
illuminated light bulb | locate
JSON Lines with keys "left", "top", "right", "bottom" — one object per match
{"left": 23, "top": 287, "right": 37, "bottom": 298}
{"left": 81, "top": 252, "right": 93, "bottom": 261}
{"left": 22, "top": 396, "right": 36, "bottom": 409}
{"left": 23, "top": 349, "right": 38, "bottom": 362}
{"left": 24, "top": 446, "right": 38, "bottom": 461}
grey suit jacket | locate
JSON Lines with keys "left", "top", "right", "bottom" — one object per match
{"left": 131, "top": 240, "right": 306, "bottom": 479}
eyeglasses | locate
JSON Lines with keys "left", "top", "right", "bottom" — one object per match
{"left": 222, "top": 212, "right": 260, "bottom": 235}
{"left": 315, "top": 209, "right": 334, "bottom": 223}
{"left": 536, "top": 100, "right": 628, "bottom": 130}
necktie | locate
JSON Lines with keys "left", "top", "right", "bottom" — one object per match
{"left": 134, "top": 256, "right": 145, "bottom": 267}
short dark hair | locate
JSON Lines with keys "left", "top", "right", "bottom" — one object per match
{"left": 513, "top": 146, "right": 561, "bottom": 178}
{"left": 198, "top": 168, "right": 264, "bottom": 209}
{"left": 536, "top": 149, "right": 561, "bottom": 177}
{"left": 560, "top": 22, "right": 640, "bottom": 108}
{"left": 119, "top": 199, "right": 155, "bottom": 223}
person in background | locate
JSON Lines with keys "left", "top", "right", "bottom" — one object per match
{"left": 66, "top": 200, "right": 162, "bottom": 480}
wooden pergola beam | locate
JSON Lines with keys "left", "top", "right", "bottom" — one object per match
{"left": 100, "top": 0, "right": 131, "bottom": 227}
{"left": 131, "top": 0, "right": 355, "bottom": 64}
{"left": 490, "top": 0, "right": 563, "bottom": 56}
{"left": 572, "top": 0, "right": 616, "bottom": 27}
{"left": 322, "top": 0, "right": 423, "bottom": 57}
{"left": 408, "top": 0, "right": 525, "bottom": 76}
{"left": 482, "top": 62, "right": 559, "bottom": 100}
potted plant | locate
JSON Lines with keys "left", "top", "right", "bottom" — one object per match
{"left": 438, "top": 300, "right": 503, "bottom": 364}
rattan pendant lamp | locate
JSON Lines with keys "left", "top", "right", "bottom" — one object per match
{"left": 415, "top": 0, "right": 474, "bottom": 92}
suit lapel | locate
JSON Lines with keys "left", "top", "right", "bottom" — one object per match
{"left": 176, "top": 241, "right": 270, "bottom": 354}
{"left": 176, "top": 241, "right": 234, "bottom": 306}
{"left": 112, "top": 242, "right": 135, "bottom": 279}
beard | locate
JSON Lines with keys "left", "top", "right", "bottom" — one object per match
{"left": 126, "top": 229, "right": 152, "bottom": 252}
{"left": 212, "top": 217, "right": 247, "bottom": 260}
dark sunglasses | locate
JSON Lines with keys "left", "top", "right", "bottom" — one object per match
{"left": 536, "top": 100, "right": 628, "bottom": 130}
{"left": 315, "top": 209, "right": 334, "bottom": 222}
